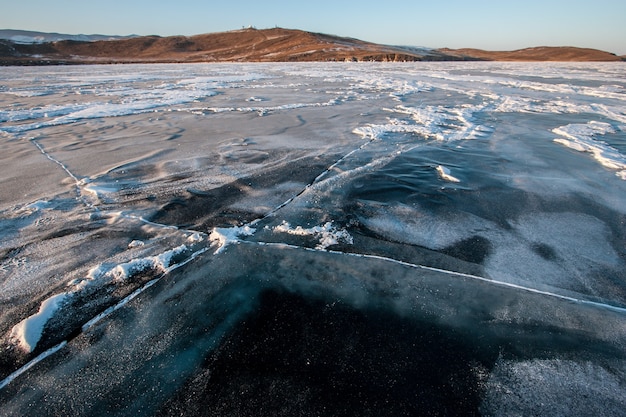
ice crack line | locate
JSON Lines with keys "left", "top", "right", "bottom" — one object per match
{"left": 29, "top": 137, "right": 96, "bottom": 209}
{"left": 30, "top": 138, "right": 80, "bottom": 185}
{"left": 250, "top": 136, "right": 379, "bottom": 227}
{"left": 0, "top": 342, "right": 67, "bottom": 391}
{"left": 241, "top": 240, "right": 626, "bottom": 315}
{"left": 0, "top": 243, "right": 209, "bottom": 392}
{"left": 29, "top": 137, "right": 205, "bottom": 237}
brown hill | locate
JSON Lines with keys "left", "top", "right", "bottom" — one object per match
{"left": 0, "top": 27, "right": 441, "bottom": 65}
{"left": 438, "top": 46, "right": 623, "bottom": 62}
{"left": 0, "top": 28, "right": 622, "bottom": 65}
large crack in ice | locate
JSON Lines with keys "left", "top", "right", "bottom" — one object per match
{"left": 0, "top": 143, "right": 213, "bottom": 386}
{"left": 1, "top": 102, "right": 396, "bottom": 382}
{"left": 0, "top": 126, "right": 380, "bottom": 388}
{"left": 29, "top": 138, "right": 90, "bottom": 207}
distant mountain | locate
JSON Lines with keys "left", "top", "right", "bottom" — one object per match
{"left": 0, "top": 28, "right": 622, "bottom": 65}
{"left": 438, "top": 46, "right": 622, "bottom": 62}
{"left": 0, "top": 29, "right": 137, "bottom": 44}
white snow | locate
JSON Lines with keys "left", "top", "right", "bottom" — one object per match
{"left": 209, "top": 225, "right": 256, "bottom": 254}
{"left": 353, "top": 104, "right": 490, "bottom": 142}
{"left": 436, "top": 165, "right": 461, "bottom": 183}
{"left": 16, "top": 200, "right": 52, "bottom": 215}
{"left": 9, "top": 244, "right": 189, "bottom": 353}
{"left": 186, "top": 232, "right": 205, "bottom": 243}
{"left": 553, "top": 121, "right": 626, "bottom": 179}
{"left": 273, "top": 221, "right": 353, "bottom": 250}
{"left": 10, "top": 293, "right": 70, "bottom": 353}
{"left": 108, "top": 245, "right": 188, "bottom": 283}
{"left": 482, "top": 358, "right": 626, "bottom": 416}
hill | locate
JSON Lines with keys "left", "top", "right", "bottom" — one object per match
{"left": 0, "top": 28, "right": 445, "bottom": 65}
{"left": 0, "top": 28, "right": 622, "bottom": 65}
{"left": 0, "top": 29, "right": 136, "bottom": 44}
{"left": 439, "top": 46, "right": 622, "bottom": 62}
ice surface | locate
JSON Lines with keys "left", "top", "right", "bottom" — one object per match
{"left": 482, "top": 358, "right": 626, "bottom": 416}
{"left": 1, "top": 62, "right": 625, "bottom": 415}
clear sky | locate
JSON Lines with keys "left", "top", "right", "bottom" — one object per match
{"left": 2, "top": 0, "right": 625, "bottom": 54}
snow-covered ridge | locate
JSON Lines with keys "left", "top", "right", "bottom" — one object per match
{"left": 9, "top": 243, "right": 193, "bottom": 353}
{"left": 0, "top": 29, "right": 136, "bottom": 44}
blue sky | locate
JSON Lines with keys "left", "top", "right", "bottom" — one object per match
{"left": 2, "top": 0, "right": 625, "bottom": 54}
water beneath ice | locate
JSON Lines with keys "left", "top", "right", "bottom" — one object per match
{"left": 0, "top": 62, "right": 625, "bottom": 416}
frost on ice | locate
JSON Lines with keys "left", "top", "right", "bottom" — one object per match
{"left": 553, "top": 121, "right": 626, "bottom": 179}
{"left": 209, "top": 225, "right": 256, "bottom": 254}
{"left": 272, "top": 221, "right": 353, "bottom": 250}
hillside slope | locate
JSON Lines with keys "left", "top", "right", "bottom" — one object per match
{"left": 438, "top": 46, "right": 622, "bottom": 62}
{"left": 0, "top": 28, "right": 442, "bottom": 64}
{"left": 0, "top": 28, "right": 622, "bottom": 65}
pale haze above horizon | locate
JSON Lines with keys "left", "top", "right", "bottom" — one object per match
{"left": 1, "top": 0, "right": 625, "bottom": 55}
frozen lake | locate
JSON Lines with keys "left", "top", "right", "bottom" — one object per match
{"left": 1, "top": 62, "right": 625, "bottom": 415}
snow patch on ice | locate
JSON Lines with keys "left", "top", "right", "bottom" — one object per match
{"left": 209, "top": 225, "right": 256, "bottom": 254}
{"left": 482, "top": 358, "right": 626, "bottom": 416}
{"left": 436, "top": 165, "right": 461, "bottom": 183}
{"left": 193, "top": 98, "right": 340, "bottom": 117}
{"left": 272, "top": 221, "right": 353, "bottom": 250}
{"left": 186, "top": 232, "right": 205, "bottom": 243}
{"left": 0, "top": 87, "right": 218, "bottom": 134}
{"left": 362, "top": 203, "right": 494, "bottom": 251}
{"left": 81, "top": 179, "right": 118, "bottom": 200}
{"left": 8, "top": 244, "right": 190, "bottom": 353}
{"left": 484, "top": 212, "right": 623, "bottom": 296}
{"left": 553, "top": 121, "right": 626, "bottom": 180}
{"left": 16, "top": 200, "right": 52, "bottom": 216}
{"left": 10, "top": 293, "right": 70, "bottom": 353}
{"left": 128, "top": 240, "right": 145, "bottom": 249}
{"left": 353, "top": 104, "right": 491, "bottom": 142}
{"left": 83, "top": 245, "right": 188, "bottom": 285}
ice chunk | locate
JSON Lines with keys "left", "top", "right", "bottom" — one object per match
{"left": 209, "top": 225, "right": 256, "bottom": 254}
{"left": 128, "top": 240, "right": 145, "bottom": 249}
{"left": 273, "top": 221, "right": 353, "bottom": 250}
{"left": 10, "top": 293, "right": 70, "bottom": 353}
{"left": 436, "top": 165, "right": 461, "bottom": 183}
{"left": 109, "top": 245, "right": 188, "bottom": 282}
{"left": 186, "top": 232, "right": 205, "bottom": 243}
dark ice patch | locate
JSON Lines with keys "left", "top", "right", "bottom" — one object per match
{"left": 532, "top": 242, "right": 559, "bottom": 261}
{"left": 441, "top": 235, "right": 491, "bottom": 264}
{"left": 149, "top": 155, "right": 338, "bottom": 229}
{"left": 158, "top": 289, "right": 497, "bottom": 417}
